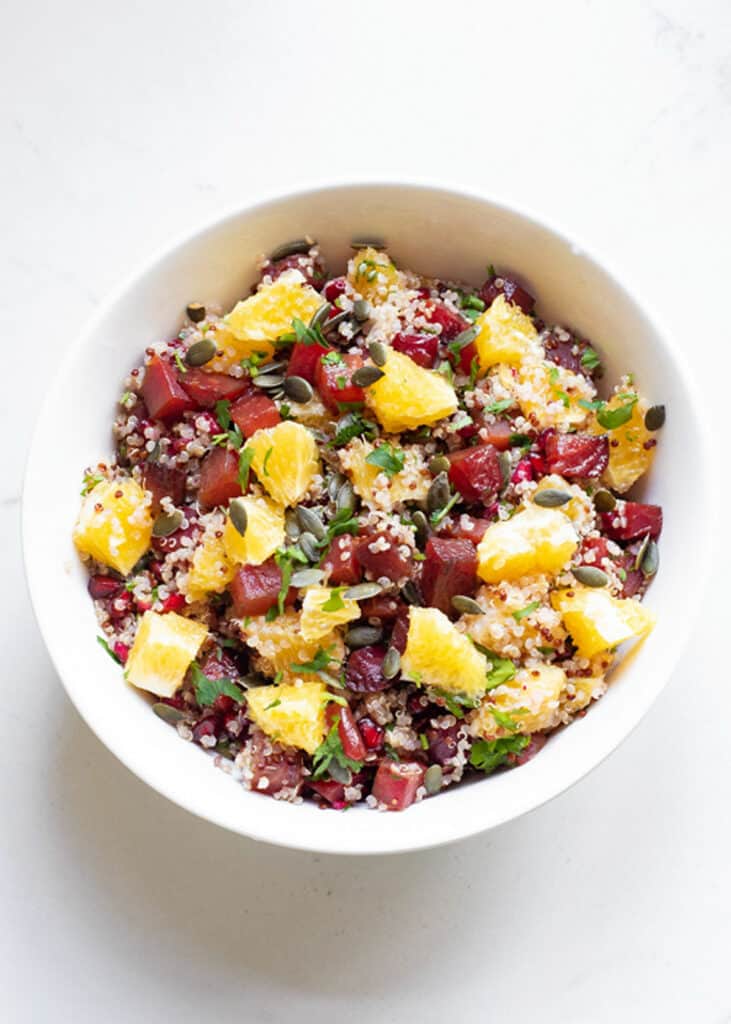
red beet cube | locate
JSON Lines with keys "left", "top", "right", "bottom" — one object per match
{"left": 321, "top": 535, "right": 361, "bottom": 586}
{"left": 179, "top": 368, "right": 252, "bottom": 408}
{"left": 460, "top": 417, "right": 512, "bottom": 450}
{"left": 199, "top": 649, "right": 240, "bottom": 681}
{"left": 356, "top": 531, "right": 412, "bottom": 582}
{"left": 308, "top": 778, "right": 347, "bottom": 806}
{"left": 544, "top": 431, "right": 609, "bottom": 479}
{"left": 141, "top": 462, "right": 186, "bottom": 512}
{"left": 345, "top": 645, "right": 390, "bottom": 693}
{"left": 230, "top": 558, "right": 293, "bottom": 616}
{"left": 600, "top": 501, "right": 663, "bottom": 541}
{"left": 420, "top": 537, "right": 477, "bottom": 613}
{"left": 390, "top": 615, "right": 410, "bottom": 654}
{"left": 426, "top": 721, "right": 462, "bottom": 765}
{"left": 358, "top": 594, "right": 406, "bottom": 621}
{"left": 421, "top": 301, "right": 468, "bottom": 340}
{"left": 248, "top": 730, "right": 303, "bottom": 797}
{"left": 479, "top": 273, "right": 535, "bottom": 313}
{"left": 141, "top": 355, "right": 195, "bottom": 421}
{"left": 316, "top": 352, "right": 365, "bottom": 410}
{"left": 391, "top": 332, "right": 439, "bottom": 368}
{"left": 372, "top": 760, "right": 426, "bottom": 810}
{"left": 287, "top": 341, "right": 330, "bottom": 384}
{"left": 230, "top": 392, "right": 281, "bottom": 438}
{"left": 448, "top": 444, "right": 502, "bottom": 504}
{"left": 198, "top": 447, "right": 242, "bottom": 510}
{"left": 437, "top": 514, "right": 490, "bottom": 544}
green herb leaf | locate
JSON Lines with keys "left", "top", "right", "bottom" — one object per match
{"left": 578, "top": 398, "right": 605, "bottom": 412}
{"left": 597, "top": 395, "right": 638, "bottom": 430}
{"left": 330, "top": 412, "right": 378, "bottom": 448}
{"left": 311, "top": 721, "right": 363, "bottom": 780}
{"left": 264, "top": 698, "right": 281, "bottom": 711}
{"left": 81, "top": 471, "right": 105, "bottom": 496}
{"left": 580, "top": 348, "right": 602, "bottom": 371}
{"left": 173, "top": 351, "right": 188, "bottom": 374}
{"left": 512, "top": 601, "right": 540, "bottom": 622}
{"left": 323, "top": 507, "right": 360, "bottom": 543}
{"left": 290, "top": 645, "right": 336, "bottom": 675}
{"left": 323, "top": 350, "right": 344, "bottom": 366}
{"left": 365, "top": 442, "right": 405, "bottom": 479}
{"left": 488, "top": 706, "right": 524, "bottom": 732}
{"left": 262, "top": 446, "right": 273, "bottom": 476}
{"left": 215, "top": 400, "right": 232, "bottom": 431}
{"left": 190, "top": 663, "right": 246, "bottom": 707}
{"left": 427, "top": 688, "right": 479, "bottom": 718}
{"left": 429, "top": 491, "right": 460, "bottom": 526}
{"left": 97, "top": 635, "right": 121, "bottom": 664}
{"left": 238, "top": 446, "right": 255, "bottom": 489}
{"left": 469, "top": 735, "right": 530, "bottom": 773}
{"left": 484, "top": 398, "right": 513, "bottom": 415}
{"left": 469, "top": 356, "right": 480, "bottom": 388}
{"left": 472, "top": 643, "right": 517, "bottom": 689}
{"left": 322, "top": 588, "right": 346, "bottom": 612}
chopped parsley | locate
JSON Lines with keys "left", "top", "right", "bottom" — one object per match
{"left": 237, "top": 446, "right": 255, "bottom": 489}
{"left": 190, "top": 663, "right": 246, "bottom": 707}
{"left": 488, "top": 706, "right": 527, "bottom": 732}
{"left": 264, "top": 698, "right": 281, "bottom": 711}
{"left": 427, "top": 688, "right": 479, "bottom": 718}
{"left": 469, "top": 735, "right": 530, "bottom": 774}
{"left": 473, "top": 643, "right": 517, "bottom": 690}
{"left": 365, "top": 442, "right": 405, "bottom": 479}
{"left": 419, "top": 733, "right": 429, "bottom": 751}
{"left": 273, "top": 546, "right": 307, "bottom": 614}
{"left": 278, "top": 316, "right": 328, "bottom": 349}
{"left": 173, "top": 351, "right": 187, "bottom": 374}
{"left": 330, "top": 412, "right": 378, "bottom": 448}
{"left": 322, "top": 587, "right": 347, "bottom": 612}
{"left": 262, "top": 446, "right": 273, "bottom": 476}
{"left": 580, "top": 347, "right": 602, "bottom": 372}
{"left": 597, "top": 394, "right": 638, "bottom": 430}
{"left": 322, "top": 350, "right": 344, "bottom": 366}
{"left": 81, "top": 471, "right": 104, "bottom": 496}
{"left": 336, "top": 375, "right": 347, "bottom": 390}
{"left": 240, "top": 350, "right": 268, "bottom": 377}
{"left": 484, "top": 398, "right": 513, "bottom": 415}
{"left": 429, "top": 491, "right": 460, "bottom": 526}
{"left": 97, "top": 635, "right": 121, "bottom": 664}
{"left": 311, "top": 721, "right": 363, "bottom": 780}
{"left": 213, "top": 400, "right": 244, "bottom": 448}
{"left": 469, "top": 356, "right": 480, "bottom": 388}
{"left": 578, "top": 398, "right": 605, "bottom": 412}
{"left": 512, "top": 601, "right": 540, "bottom": 622}
{"left": 290, "top": 645, "right": 337, "bottom": 675}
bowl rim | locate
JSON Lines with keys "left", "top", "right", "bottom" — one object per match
{"left": 21, "top": 180, "right": 717, "bottom": 854}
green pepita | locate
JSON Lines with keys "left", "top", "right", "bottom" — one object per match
{"left": 424, "top": 764, "right": 443, "bottom": 795}
{"left": 344, "top": 625, "right": 383, "bottom": 648}
{"left": 184, "top": 337, "right": 217, "bottom": 367}
{"left": 229, "top": 498, "right": 248, "bottom": 537}
{"left": 593, "top": 489, "right": 616, "bottom": 513}
{"left": 352, "top": 299, "right": 371, "bottom": 322}
{"left": 352, "top": 366, "right": 385, "bottom": 387}
{"left": 534, "top": 488, "right": 571, "bottom": 508}
{"left": 451, "top": 595, "right": 483, "bottom": 615}
{"left": 634, "top": 533, "right": 651, "bottom": 572}
{"left": 427, "top": 472, "right": 450, "bottom": 514}
{"left": 185, "top": 302, "right": 206, "bottom": 323}
{"left": 290, "top": 568, "right": 325, "bottom": 588}
{"left": 327, "top": 759, "right": 352, "bottom": 785}
{"left": 641, "top": 539, "right": 659, "bottom": 577}
{"left": 299, "top": 531, "right": 320, "bottom": 562}
{"left": 428, "top": 454, "right": 450, "bottom": 475}
{"left": 401, "top": 580, "right": 423, "bottom": 606}
{"left": 151, "top": 509, "right": 183, "bottom": 537}
{"left": 644, "top": 404, "right": 666, "bottom": 431}
{"left": 252, "top": 373, "right": 285, "bottom": 390}
{"left": 152, "top": 702, "right": 186, "bottom": 724}
{"left": 285, "top": 510, "right": 301, "bottom": 541}
{"left": 296, "top": 505, "right": 326, "bottom": 541}
{"left": 351, "top": 237, "right": 385, "bottom": 251}
{"left": 571, "top": 565, "right": 609, "bottom": 587}
{"left": 322, "top": 310, "right": 351, "bottom": 334}
{"left": 283, "top": 375, "right": 314, "bottom": 403}
{"left": 327, "top": 472, "right": 347, "bottom": 501}
{"left": 336, "top": 479, "right": 356, "bottom": 514}
{"left": 382, "top": 646, "right": 401, "bottom": 680}
{"left": 343, "top": 581, "right": 384, "bottom": 601}
{"left": 309, "top": 302, "right": 332, "bottom": 329}
{"left": 412, "top": 509, "right": 430, "bottom": 547}
{"left": 368, "top": 340, "right": 388, "bottom": 367}
{"left": 269, "top": 238, "right": 313, "bottom": 261}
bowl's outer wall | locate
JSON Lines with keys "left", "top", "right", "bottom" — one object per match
{"left": 23, "top": 185, "right": 708, "bottom": 853}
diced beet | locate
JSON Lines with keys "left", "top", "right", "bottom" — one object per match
{"left": 426, "top": 721, "right": 462, "bottom": 765}
{"left": 601, "top": 502, "right": 663, "bottom": 542}
{"left": 248, "top": 730, "right": 303, "bottom": 797}
{"left": 372, "top": 760, "right": 425, "bottom": 811}
{"left": 179, "top": 368, "right": 252, "bottom": 409}
{"left": 391, "top": 332, "right": 439, "bottom": 368}
{"left": 141, "top": 462, "right": 186, "bottom": 512}
{"left": 421, "top": 301, "right": 468, "bottom": 340}
{"left": 230, "top": 559, "right": 293, "bottom": 617}
{"left": 438, "top": 514, "right": 490, "bottom": 544}
{"left": 141, "top": 355, "right": 195, "bottom": 421}
{"left": 390, "top": 615, "right": 410, "bottom": 654}
{"left": 323, "top": 276, "right": 347, "bottom": 304}
{"left": 161, "top": 592, "right": 187, "bottom": 613}
{"left": 287, "top": 341, "right": 330, "bottom": 385}
{"left": 315, "top": 352, "right": 365, "bottom": 410}
{"left": 308, "top": 778, "right": 347, "bottom": 807}
{"left": 359, "top": 595, "right": 406, "bottom": 621}
{"left": 455, "top": 341, "right": 479, "bottom": 376}
{"left": 230, "top": 392, "right": 281, "bottom": 438}
{"left": 356, "top": 531, "right": 412, "bottom": 582}
{"left": 326, "top": 703, "right": 366, "bottom": 762}
{"left": 358, "top": 716, "right": 385, "bottom": 751}
{"left": 88, "top": 574, "right": 123, "bottom": 600}
{"left": 543, "top": 328, "right": 593, "bottom": 377}
{"left": 263, "top": 252, "right": 326, "bottom": 289}
{"left": 578, "top": 536, "right": 611, "bottom": 567}
{"left": 321, "top": 535, "right": 361, "bottom": 586}
{"left": 461, "top": 416, "right": 512, "bottom": 448}
{"left": 420, "top": 537, "right": 478, "bottom": 614}
{"left": 508, "top": 732, "right": 547, "bottom": 766}
{"left": 479, "top": 272, "right": 535, "bottom": 313}
{"left": 544, "top": 431, "right": 609, "bottom": 479}
{"left": 448, "top": 444, "right": 502, "bottom": 504}
{"left": 198, "top": 447, "right": 242, "bottom": 511}
{"left": 345, "top": 645, "right": 390, "bottom": 693}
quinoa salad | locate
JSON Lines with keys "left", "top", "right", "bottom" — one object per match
{"left": 73, "top": 238, "right": 664, "bottom": 812}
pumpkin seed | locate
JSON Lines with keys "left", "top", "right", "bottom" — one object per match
{"left": 284, "top": 510, "right": 301, "bottom": 541}
{"left": 424, "top": 764, "right": 443, "bottom": 795}
{"left": 299, "top": 531, "right": 320, "bottom": 561}
{"left": 256, "top": 359, "right": 287, "bottom": 374}
{"left": 152, "top": 509, "right": 183, "bottom": 537}
{"left": 343, "top": 581, "right": 384, "bottom": 601}
{"left": 401, "top": 580, "right": 423, "bottom": 606}
{"left": 534, "top": 488, "right": 571, "bottom": 508}
{"left": 428, "top": 454, "right": 450, "bottom": 475}
{"left": 214, "top": 742, "right": 236, "bottom": 760}
{"left": 309, "top": 302, "right": 332, "bottom": 329}
{"left": 634, "top": 532, "right": 651, "bottom": 572}
{"left": 252, "top": 373, "right": 285, "bottom": 389}
{"left": 336, "top": 479, "right": 356, "bottom": 514}
{"left": 283, "top": 375, "right": 314, "bottom": 403}
{"left": 152, "top": 702, "right": 186, "bottom": 724}
{"left": 327, "top": 759, "right": 352, "bottom": 785}
{"left": 322, "top": 310, "right": 351, "bottom": 334}
{"left": 498, "top": 451, "right": 511, "bottom": 488}
{"left": 344, "top": 625, "right": 383, "bottom": 648}
{"left": 352, "top": 365, "right": 385, "bottom": 387}
{"left": 327, "top": 472, "right": 347, "bottom": 501}
{"left": 290, "top": 568, "right": 325, "bottom": 588}
{"left": 229, "top": 498, "right": 248, "bottom": 537}
{"left": 269, "top": 238, "right": 313, "bottom": 261}
{"left": 644, "top": 404, "right": 666, "bottom": 431}
{"left": 382, "top": 646, "right": 401, "bottom": 679}
{"left": 351, "top": 237, "right": 385, "bottom": 251}
{"left": 593, "top": 489, "right": 616, "bottom": 513}
{"left": 186, "top": 302, "right": 206, "bottom": 323}
{"left": 147, "top": 439, "right": 162, "bottom": 463}
{"left": 641, "top": 538, "right": 659, "bottom": 577}
{"left": 412, "top": 509, "right": 430, "bottom": 547}
{"left": 427, "top": 472, "right": 450, "bottom": 513}
{"left": 450, "top": 324, "right": 480, "bottom": 350}
{"left": 184, "top": 337, "right": 217, "bottom": 367}
{"left": 352, "top": 298, "right": 371, "bottom": 322}
{"left": 296, "top": 505, "right": 326, "bottom": 541}
{"left": 451, "top": 594, "right": 483, "bottom": 615}
{"left": 368, "top": 340, "right": 388, "bottom": 366}
{"left": 572, "top": 565, "right": 609, "bottom": 587}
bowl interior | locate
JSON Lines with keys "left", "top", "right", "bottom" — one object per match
{"left": 23, "top": 184, "right": 709, "bottom": 854}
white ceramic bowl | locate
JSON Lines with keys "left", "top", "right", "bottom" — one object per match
{"left": 23, "top": 184, "right": 712, "bottom": 855}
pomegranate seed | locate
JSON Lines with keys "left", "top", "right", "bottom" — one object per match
{"left": 324, "top": 277, "right": 347, "bottom": 303}
{"left": 358, "top": 716, "right": 385, "bottom": 750}
{"left": 113, "top": 641, "right": 130, "bottom": 664}
{"left": 213, "top": 694, "right": 235, "bottom": 715}
{"left": 511, "top": 458, "right": 533, "bottom": 484}
{"left": 161, "top": 592, "right": 186, "bottom": 613}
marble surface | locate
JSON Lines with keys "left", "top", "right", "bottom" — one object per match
{"left": 2, "top": 1, "right": 730, "bottom": 1021}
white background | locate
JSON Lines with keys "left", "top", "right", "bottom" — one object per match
{"left": 2, "top": 1, "right": 730, "bottom": 1021}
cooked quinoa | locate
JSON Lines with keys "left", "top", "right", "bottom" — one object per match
{"left": 73, "top": 239, "right": 664, "bottom": 812}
